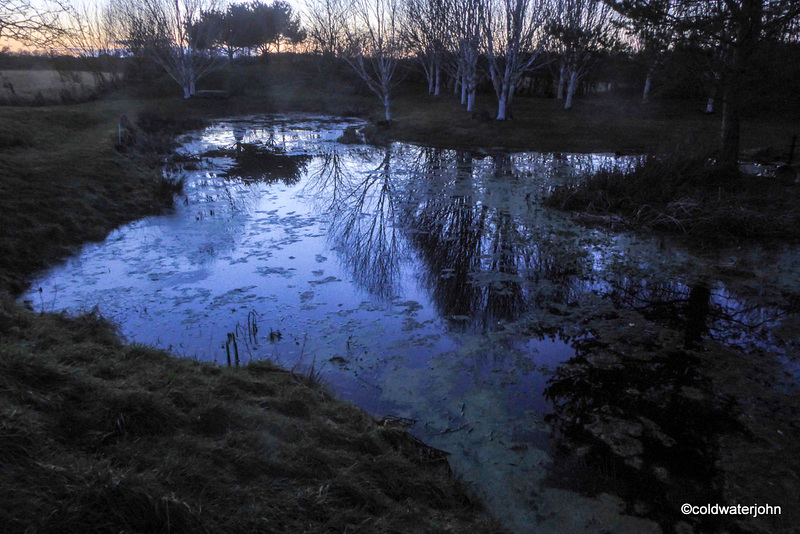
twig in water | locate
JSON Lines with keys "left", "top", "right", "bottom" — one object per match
{"left": 247, "top": 310, "right": 260, "bottom": 344}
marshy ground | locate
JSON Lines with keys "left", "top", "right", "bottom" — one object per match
{"left": 1, "top": 58, "right": 799, "bottom": 533}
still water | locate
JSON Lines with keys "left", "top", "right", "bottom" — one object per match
{"left": 24, "top": 115, "right": 799, "bottom": 533}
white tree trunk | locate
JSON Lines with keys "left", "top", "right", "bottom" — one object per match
{"left": 461, "top": 74, "right": 468, "bottom": 104}
{"left": 706, "top": 97, "right": 715, "bottom": 114}
{"left": 643, "top": 59, "right": 656, "bottom": 104}
{"left": 183, "top": 84, "right": 191, "bottom": 99}
{"left": 642, "top": 72, "right": 652, "bottom": 103}
{"left": 427, "top": 65, "right": 435, "bottom": 94}
{"left": 564, "top": 70, "right": 578, "bottom": 110}
{"left": 434, "top": 65, "right": 441, "bottom": 96}
{"left": 384, "top": 93, "right": 391, "bottom": 121}
{"left": 497, "top": 92, "right": 508, "bottom": 120}
{"left": 467, "top": 89, "right": 475, "bottom": 112}
{"left": 557, "top": 64, "right": 566, "bottom": 99}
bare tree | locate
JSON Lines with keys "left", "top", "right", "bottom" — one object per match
{"left": 341, "top": 0, "right": 403, "bottom": 121}
{"left": 54, "top": 0, "right": 123, "bottom": 86}
{"left": 549, "top": 0, "right": 617, "bottom": 110}
{"left": 303, "top": 0, "right": 348, "bottom": 56}
{"left": 448, "top": 0, "right": 483, "bottom": 110}
{"left": 109, "top": 0, "right": 225, "bottom": 98}
{"left": 402, "top": 0, "right": 448, "bottom": 95}
{"left": 481, "top": 0, "right": 550, "bottom": 120}
{"left": 0, "top": 0, "right": 70, "bottom": 46}
{"left": 607, "top": 0, "right": 681, "bottom": 103}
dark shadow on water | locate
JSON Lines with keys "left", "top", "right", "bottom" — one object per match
{"left": 605, "top": 278, "right": 792, "bottom": 353}
{"left": 202, "top": 142, "right": 312, "bottom": 185}
{"left": 542, "top": 337, "right": 742, "bottom": 532}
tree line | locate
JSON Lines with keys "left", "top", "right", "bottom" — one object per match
{"left": 303, "top": 0, "right": 799, "bottom": 169}
{"left": 2, "top": 0, "right": 799, "bottom": 169}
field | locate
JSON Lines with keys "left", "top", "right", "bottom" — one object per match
{"left": 0, "top": 69, "right": 112, "bottom": 104}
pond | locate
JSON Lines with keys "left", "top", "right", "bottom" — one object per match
{"left": 24, "top": 115, "right": 800, "bottom": 533}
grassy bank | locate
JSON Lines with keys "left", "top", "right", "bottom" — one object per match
{"left": 0, "top": 302, "right": 499, "bottom": 533}
{"left": 124, "top": 54, "right": 800, "bottom": 154}
{"left": 379, "top": 89, "right": 798, "bottom": 155}
{"left": 544, "top": 152, "right": 800, "bottom": 244}
{"left": 0, "top": 100, "right": 188, "bottom": 294}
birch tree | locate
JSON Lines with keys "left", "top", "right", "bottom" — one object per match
{"left": 402, "top": 0, "right": 448, "bottom": 96}
{"left": 480, "top": 0, "right": 549, "bottom": 120}
{"left": 53, "top": 0, "right": 124, "bottom": 87}
{"left": 109, "top": 0, "right": 225, "bottom": 98}
{"left": 341, "top": 0, "right": 403, "bottom": 121}
{"left": 549, "top": 0, "right": 617, "bottom": 110}
{"left": 448, "top": 0, "right": 483, "bottom": 110}
{"left": 607, "top": 0, "right": 681, "bottom": 103}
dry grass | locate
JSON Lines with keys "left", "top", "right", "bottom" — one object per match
{"left": 0, "top": 69, "right": 111, "bottom": 104}
{"left": 0, "top": 299, "right": 502, "bottom": 533}
{"left": 379, "top": 85, "right": 800, "bottom": 155}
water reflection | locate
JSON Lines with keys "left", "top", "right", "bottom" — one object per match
{"left": 302, "top": 146, "right": 404, "bottom": 299}
{"left": 401, "top": 151, "right": 527, "bottom": 330}
{"left": 202, "top": 140, "right": 312, "bottom": 186}
{"left": 605, "top": 278, "right": 790, "bottom": 353}
{"left": 542, "top": 335, "right": 739, "bottom": 530}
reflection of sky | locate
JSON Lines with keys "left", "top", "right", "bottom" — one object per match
{"left": 21, "top": 114, "right": 797, "bottom": 534}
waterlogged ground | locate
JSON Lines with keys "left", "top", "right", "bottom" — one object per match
{"left": 24, "top": 115, "right": 800, "bottom": 533}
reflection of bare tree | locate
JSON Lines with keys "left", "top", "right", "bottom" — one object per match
{"left": 399, "top": 147, "right": 608, "bottom": 332}
{"left": 606, "top": 278, "right": 787, "bottom": 351}
{"left": 304, "top": 146, "right": 403, "bottom": 299}
{"left": 302, "top": 144, "right": 639, "bottom": 329}
{"left": 300, "top": 146, "right": 351, "bottom": 210}
{"left": 401, "top": 150, "right": 533, "bottom": 331}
